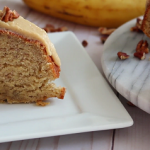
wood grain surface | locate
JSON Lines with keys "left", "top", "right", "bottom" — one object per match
{"left": 0, "top": 1, "right": 150, "bottom": 150}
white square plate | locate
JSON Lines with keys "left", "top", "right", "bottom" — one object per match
{"left": 0, "top": 31, "right": 133, "bottom": 143}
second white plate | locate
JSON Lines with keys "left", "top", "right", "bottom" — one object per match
{"left": 101, "top": 17, "right": 150, "bottom": 114}
{"left": 0, "top": 32, "right": 133, "bottom": 143}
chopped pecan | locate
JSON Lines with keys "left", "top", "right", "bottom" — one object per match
{"left": 82, "top": 40, "right": 88, "bottom": 47}
{"left": 134, "top": 52, "right": 145, "bottom": 60}
{"left": 43, "top": 24, "right": 68, "bottom": 33}
{"left": 98, "top": 27, "right": 116, "bottom": 43}
{"left": 0, "top": 6, "right": 19, "bottom": 22}
{"left": 98, "top": 27, "right": 116, "bottom": 35}
{"left": 130, "top": 18, "right": 143, "bottom": 32}
{"left": 43, "top": 24, "right": 55, "bottom": 32}
{"left": 57, "top": 26, "right": 68, "bottom": 32}
{"left": 136, "top": 40, "right": 149, "bottom": 54}
{"left": 130, "top": 26, "right": 141, "bottom": 32}
{"left": 117, "top": 52, "right": 129, "bottom": 60}
{"left": 136, "top": 18, "right": 142, "bottom": 29}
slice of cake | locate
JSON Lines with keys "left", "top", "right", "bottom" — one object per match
{"left": 0, "top": 6, "right": 66, "bottom": 105}
{"left": 141, "top": 1, "right": 150, "bottom": 37}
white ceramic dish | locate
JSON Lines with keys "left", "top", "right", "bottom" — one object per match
{"left": 0, "top": 32, "right": 133, "bottom": 143}
{"left": 101, "top": 17, "right": 150, "bottom": 114}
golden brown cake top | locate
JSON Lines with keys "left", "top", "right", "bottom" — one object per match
{"left": 0, "top": 6, "right": 61, "bottom": 66}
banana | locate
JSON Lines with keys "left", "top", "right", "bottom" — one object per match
{"left": 23, "top": 0, "right": 146, "bottom": 28}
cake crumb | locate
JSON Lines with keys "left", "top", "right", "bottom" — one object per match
{"left": 36, "top": 100, "right": 50, "bottom": 106}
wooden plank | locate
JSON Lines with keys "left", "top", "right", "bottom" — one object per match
{"left": 26, "top": 131, "right": 113, "bottom": 150}
{"left": 0, "top": 131, "right": 113, "bottom": 150}
{"left": 56, "top": 131, "right": 113, "bottom": 150}
{"left": 114, "top": 95, "right": 150, "bottom": 150}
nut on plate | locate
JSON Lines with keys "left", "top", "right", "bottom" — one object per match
{"left": 117, "top": 52, "right": 129, "bottom": 60}
{"left": 134, "top": 52, "right": 146, "bottom": 60}
{"left": 130, "top": 18, "right": 143, "bottom": 32}
{"left": 136, "top": 40, "right": 149, "bottom": 54}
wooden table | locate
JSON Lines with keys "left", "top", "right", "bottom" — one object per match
{"left": 1, "top": 0, "right": 150, "bottom": 150}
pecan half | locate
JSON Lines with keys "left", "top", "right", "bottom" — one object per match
{"left": 134, "top": 52, "right": 145, "bottom": 60}
{"left": 43, "top": 24, "right": 55, "bottom": 32}
{"left": 130, "top": 18, "right": 143, "bottom": 32}
{"left": 82, "top": 40, "right": 88, "bottom": 47}
{"left": 43, "top": 24, "right": 68, "bottom": 33}
{"left": 136, "top": 18, "right": 142, "bottom": 29}
{"left": 0, "top": 6, "right": 19, "bottom": 22}
{"left": 98, "top": 27, "right": 116, "bottom": 35}
{"left": 136, "top": 40, "right": 149, "bottom": 54}
{"left": 98, "top": 27, "right": 116, "bottom": 43}
{"left": 57, "top": 26, "right": 68, "bottom": 32}
{"left": 117, "top": 52, "right": 129, "bottom": 60}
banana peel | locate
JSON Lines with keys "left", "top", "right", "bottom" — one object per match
{"left": 23, "top": 0, "right": 146, "bottom": 28}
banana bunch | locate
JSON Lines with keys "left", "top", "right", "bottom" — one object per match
{"left": 23, "top": 0, "right": 146, "bottom": 28}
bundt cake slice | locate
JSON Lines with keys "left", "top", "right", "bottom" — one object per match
{"left": 141, "top": 0, "right": 150, "bottom": 37}
{"left": 0, "top": 6, "right": 66, "bottom": 105}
